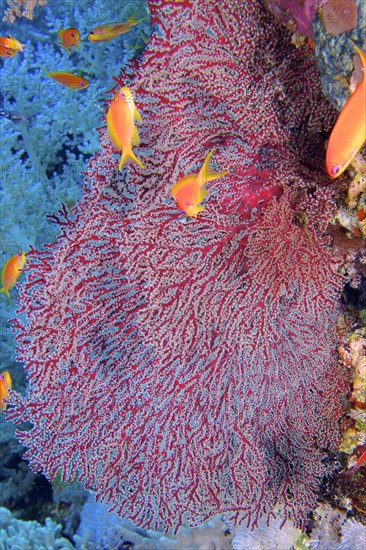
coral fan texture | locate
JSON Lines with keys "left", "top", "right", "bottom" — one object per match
{"left": 7, "top": 0, "right": 348, "bottom": 532}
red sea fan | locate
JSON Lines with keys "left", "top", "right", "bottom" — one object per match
{"left": 7, "top": 0, "right": 347, "bottom": 532}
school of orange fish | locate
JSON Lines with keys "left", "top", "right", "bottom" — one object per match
{"left": 0, "top": 18, "right": 365, "bottom": 420}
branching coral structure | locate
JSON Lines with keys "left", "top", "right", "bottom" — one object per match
{"left": 6, "top": 0, "right": 348, "bottom": 533}
{"left": 2, "top": 0, "right": 47, "bottom": 23}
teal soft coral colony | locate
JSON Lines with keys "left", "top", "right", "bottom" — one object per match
{"left": 1, "top": 0, "right": 366, "bottom": 548}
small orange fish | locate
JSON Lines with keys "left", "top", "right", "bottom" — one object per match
{"left": 326, "top": 46, "right": 366, "bottom": 178}
{"left": 0, "top": 43, "right": 16, "bottom": 58}
{"left": 1, "top": 251, "right": 26, "bottom": 300}
{"left": 57, "top": 28, "right": 81, "bottom": 52}
{"left": 88, "top": 14, "right": 146, "bottom": 42}
{"left": 106, "top": 86, "right": 144, "bottom": 170}
{"left": 171, "top": 150, "right": 228, "bottom": 218}
{"left": 0, "top": 371, "right": 12, "bottom": 411}
{"left": 0, "top": 35, "right": 25, "bottom": 52}
{"left": 42, "top": 68, "right": 89, "bottom": 89}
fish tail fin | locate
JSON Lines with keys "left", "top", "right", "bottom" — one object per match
{"left": 200, "top": 150, "right": 229, "bottom": 183}
{"left": 140, "top": 28, "right": 149, "bottom": 44}
{"left": 29, "top": 64, "right": 47, "bottom": 73}
{"left": 0, "top": 287, "right": 10, "bottom": 300}
{"left": 354, "top": 46, "right": 366, "bottom": 68}
{"left": 127, "top": 11, "right": 137, "bottom": 23}
{"left": 39, "top": 66, "right": 51, "bottom": 76}
{"left": 128, "top": 11, "right": 147, "bottom": 25}
{"left": 119, "top": 148, "right": 144, "bottom": 171}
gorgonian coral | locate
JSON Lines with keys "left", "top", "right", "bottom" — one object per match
{"left": 7, "top": 0, "right": 348, "bottom": 531}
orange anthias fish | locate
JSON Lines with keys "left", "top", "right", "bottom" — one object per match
{"left": 0, "top": 371, "right": 12, "bottom": 411}
{"left": 88, "top": 14, "right": 146, "bottom": 42}
{"left": 42, "top": 68, "right": 89, "bottom": 89}
{"left": 326, "top": 46, "right": 366, "bottom": 178}
{"left": 1, "top": 251, "right": 26, "bottom": 300}
{"left": 0, "top": 35, "right": 25, "bottom": 52}
{"left": 57, "top": 28, "right": 81, "bottom": 52}
{"left": 106, "top": 86, "right": 144, "bottom": 170}
{"left": 171, "top": 150, "right": 229, "bottom": 218}
{"left": 0, "top": 43, "right": 16, "bottom": 58}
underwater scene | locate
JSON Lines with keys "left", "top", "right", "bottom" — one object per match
{"left": 0, "top": 0, "right": 365, "bottom": 548}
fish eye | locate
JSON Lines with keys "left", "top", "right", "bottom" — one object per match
{"left": 332, "top": 165, "right": 341, "bottom": 175}
{"left": 70, "top": 32, "right": 75, "bottom": 37}
{"left": 119, "top": 91, "right": 125, "bottom": 99}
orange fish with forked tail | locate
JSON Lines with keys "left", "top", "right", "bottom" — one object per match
{"left": 0, "top": 371, "right": 12, "bottom": 411}
{"left": 42, "top": 68, "right": 89, "bottom": 89}
{"left": 171, "top": 150, "right": 229, "bottom": 218}
{"left": 1, "top": 251, "right": 26, "bottom": 300}
{"left": 87, "top": 14, "right": 147, "bottom": 42}
{"left": 326, "top": 46, "right": 366, "bottom": 178}
{"left": 106, "top": 86, "right": 144, "bottom": 170}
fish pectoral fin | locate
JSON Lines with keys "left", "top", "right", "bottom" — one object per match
{"left": 131, "top": 125, "right": 140, "bottom": 147}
